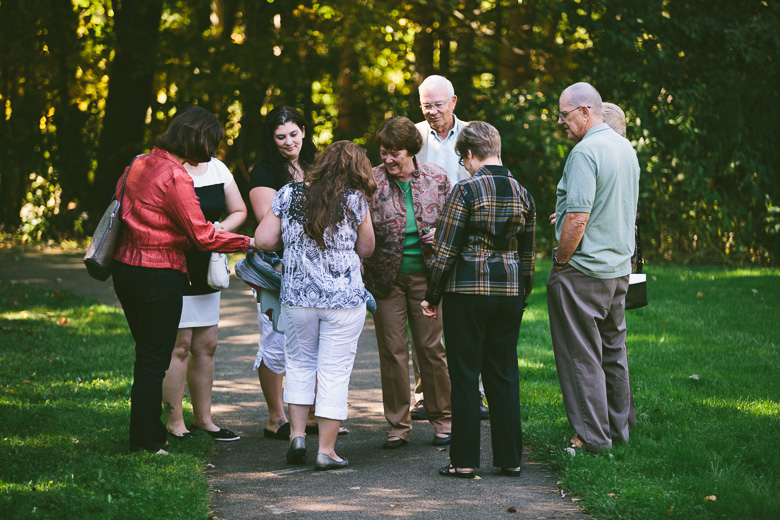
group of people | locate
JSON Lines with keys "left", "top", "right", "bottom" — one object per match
{"left": 110, "top": 74, "right": 639, "bottom": 478}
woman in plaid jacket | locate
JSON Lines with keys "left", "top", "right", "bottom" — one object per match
{"left": 422, "top": 122, "right": 535, "bottom": 478}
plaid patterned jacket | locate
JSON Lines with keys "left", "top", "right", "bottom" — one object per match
{"left": 425, "top": 165, "right": 536, "bottom": 305}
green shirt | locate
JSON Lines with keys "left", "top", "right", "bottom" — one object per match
{"left": 554, "top": 124, "right": 639, "bottom": 279}
{"left": 396, "top": 180, "right": 427, "bottom": 274}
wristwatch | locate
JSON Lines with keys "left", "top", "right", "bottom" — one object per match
{"left": 553, "top": 255, "right": 568, "bottom": 268}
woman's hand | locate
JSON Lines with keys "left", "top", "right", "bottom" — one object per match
{"left": 549, "top": 213, "right": 556, "bottom": 226}
{"left": 420, "top": 300, "right": 438, "bottom": 320}
{"left": 212, "top": 221, "right": 226, "bottom": 233}
{"left": 421, "top": 226, "right": 436, "bottom": 245}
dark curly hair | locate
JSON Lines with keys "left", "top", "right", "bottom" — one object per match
{"left": 261, "top": 106, "right": 318, "bottom": 181}
{"left": 303, "top": 141, "right": 376, "bottom": 248}
{"left": 155, "top": 106, "right": 224, "bottom": 163}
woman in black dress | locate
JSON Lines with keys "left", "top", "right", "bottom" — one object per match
{"left": 247, "top": 106, "right": 317, "bottom": 439}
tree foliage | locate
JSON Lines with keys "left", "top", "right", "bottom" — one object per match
{"left": 0, "top": 0, "right": 777, "bottom": 264}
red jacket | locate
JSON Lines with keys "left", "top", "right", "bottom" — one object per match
{"left": 113, "top": 147, "right": 249, "bottom": 273}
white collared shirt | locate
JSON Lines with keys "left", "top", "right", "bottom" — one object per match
{"left": 419, "top": 116, "right": 463, "bottom": 187}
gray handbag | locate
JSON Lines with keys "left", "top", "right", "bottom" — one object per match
{"left": 83, "top": 156, "right": 139, "bottom": 281}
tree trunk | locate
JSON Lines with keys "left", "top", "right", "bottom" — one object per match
{"left": 497, "top": 0, "right": 535, "bottom": 89}
{"left": 48, "top": 0, "right": 89, "bottom": 221}
{"left": 438, "top": 12, "right": 451, "bottom": 76}
{"left": 335, "top": 44, "right": 359, "bottom": 141}
{"left": 93, "top": 0, "right": 163, "bottom": 219}
{"left": 223, "top": 0, "right": 273, "bottom": 204}
{"left": 0, "top": 1, "right": 53, "bottom": 229}
{"left": 413, "top": 6, "right": 435, "bottom": 81}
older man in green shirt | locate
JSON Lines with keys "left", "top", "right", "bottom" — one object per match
{"left": 548, "top": 82, "right": 639, "bottom": 452}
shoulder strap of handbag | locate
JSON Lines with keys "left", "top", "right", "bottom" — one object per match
{"left": 635, "top": 217, "right": 644, "bottom": 274}
{"left": 113, "top": 155, "right": 141, "bottom": 203}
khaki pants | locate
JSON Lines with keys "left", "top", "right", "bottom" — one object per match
{"left": 373, "top": 272, "right": 451, "bottom": 439}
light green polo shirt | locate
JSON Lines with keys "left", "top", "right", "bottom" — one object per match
{"left": 554, "top": 123, "right": 639, "bottom": 279}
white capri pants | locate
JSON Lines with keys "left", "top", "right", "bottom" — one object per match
{"left": 253, "top": 305, "right": 286, "bottom": 374}
{"left": 282, "top": 304, "right": 366, "bottom": 421}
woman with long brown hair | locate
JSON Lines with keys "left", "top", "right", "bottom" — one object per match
{"left": 254, "top": 141, "right": 376, "bottom": 471}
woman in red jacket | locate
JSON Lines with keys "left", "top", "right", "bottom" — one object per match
{"left": 112, "top": 106, "right": 253, "bottom": 454}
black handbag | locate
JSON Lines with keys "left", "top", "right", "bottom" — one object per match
{"left": 625, "top": 222, "right": 648, "bottom": 310}
{"left": 83, "top": 156, "right": 139, "bottom": 281}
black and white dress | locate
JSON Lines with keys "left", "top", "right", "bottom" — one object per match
{"left": 179, "top": 158, "right": 234, "bottom": 328}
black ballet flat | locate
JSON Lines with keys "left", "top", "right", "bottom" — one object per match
{"left": 438, "top": 464, "right": 475, "bottom": 479}
{"left": 314, "top": 453, "right": 349, "bottom": 471}
{"left": 499, "top": 467, "right": 523, "bottom": 477}
{"left": 286, "top": 436, "right": 306, "bottom": 465}
{"left": 382, "top": 437, "right": 408, "bottom": 450}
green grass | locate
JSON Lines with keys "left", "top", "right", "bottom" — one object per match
{"left": 2, "top": 262, "right": 779, "bottom": 519}
{"left": 0, "top": 282, "right": 213, "bottom": 520}
{"left": 519, "top": 260, "right": 780, "bottom": 519}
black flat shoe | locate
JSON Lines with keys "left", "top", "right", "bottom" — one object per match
{"left": 411, "top": 402, "right": 428, "bottom": 421}
{"left": 168, "top": 430, "right": 197, "bottom": 440}
{"left": 263, "top": 421, "right": 290, "bottom": 440}
{"left": 432, "top": 433, "right": 451, "bottom": 446}
{"left": 286, "top": 436, "right": 306, "bottom": 465}
{"left": 192, "top": 427, "right": 240, "bottom": 442}
{"left": 381, "top": 437, "right": 408, "bottom": 450}
{"left": 438, "top": 464, "right": 475, "bottom": 479}
{"left": 499, "top": 467, "right": 523, "bottom": 477}
{"left": 314, "top": 453, "right": 349, "bottom": 471}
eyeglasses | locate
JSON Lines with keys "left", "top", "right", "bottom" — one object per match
{"left": 556, "top": 105, "right": 590, "bottom": 121}
{"left": 421, "top": 100, "right": 450, "bottom": 111}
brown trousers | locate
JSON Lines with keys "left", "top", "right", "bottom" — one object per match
{"left": 373, "top": 272, "right": 452, "bottom": 439}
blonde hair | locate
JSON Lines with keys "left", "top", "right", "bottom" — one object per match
{"left": 602, "top": 102, "right": 626, "bottom": 137}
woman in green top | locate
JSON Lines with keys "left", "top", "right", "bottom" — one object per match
{"left": 363, "top": 116, "right": 453, "bottom": 450}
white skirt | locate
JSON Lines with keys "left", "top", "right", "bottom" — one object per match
{"left": 179, "top": 293, "right": 221, "bottom": 328}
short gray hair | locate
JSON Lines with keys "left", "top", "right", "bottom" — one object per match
{"left": 562, "top": 82, "right": 602, "bottom": 115}
{"left": 419, "top": 75, "right": 455, "bottom": 98}
{"left": 602, "top": 102, "right": 626, "bottom": 137}
{"left": 456, "top": 121, "right": 501, "bottom": 160}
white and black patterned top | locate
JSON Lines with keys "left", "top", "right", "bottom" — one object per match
{"left": 272, "top": 182, "right": 370, "bottom": 309}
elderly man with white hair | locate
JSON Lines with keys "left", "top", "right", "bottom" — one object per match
{"left": 548, "top": 82, "right": 639, "bottom": 452}
{"left": 415, "top": 75, "right": 471, "bottom": 187}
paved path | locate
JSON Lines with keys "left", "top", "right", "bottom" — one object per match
{"left": 0, "top": 246, "right": 588, "bottom": 519}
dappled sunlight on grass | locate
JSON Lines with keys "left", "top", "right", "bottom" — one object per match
{"left": 512, "top": 263, "right": 780, "bottom": 519}
{"left": 1, "top": 281, "right": 212, "bottom": 519}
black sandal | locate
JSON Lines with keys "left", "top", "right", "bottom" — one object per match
{"left": 263, "top": 421, "right": 290, "bottom": 440}
{"left": 438, "top": 464, "right": 475, "bottom": 479}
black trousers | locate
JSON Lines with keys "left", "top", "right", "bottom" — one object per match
{"left": 443, "top": 292, "right": 524, "bottom": 468}
{"left": 112, "top": 261, "right": 184, "bottom": 452}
